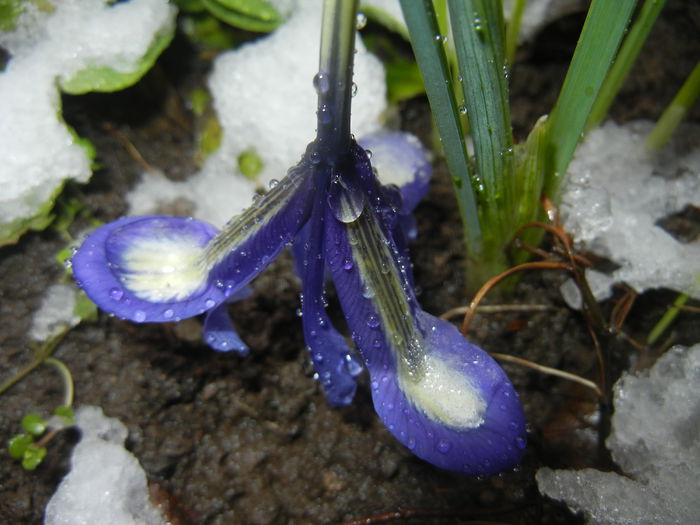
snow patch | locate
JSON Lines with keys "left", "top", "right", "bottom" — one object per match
{"left": 537, "top": 343, "right": 700, "bottom": 524}
{"left": 44, "top": 406, "right": 166, "bottom": 525}
{"left": 0, "top": 0, "right": 176, "bottom": 243}
{"left": 561, "top": 121, "right": 700, "bottom": 299}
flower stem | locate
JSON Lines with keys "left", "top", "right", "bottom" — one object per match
{"left": 315, "top": 0, "right": 359, "bottom": 159}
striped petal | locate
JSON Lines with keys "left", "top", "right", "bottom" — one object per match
{"left": 72, "top": 155, "right": 314, "bottom": 325}
{"left": 324, "top": 153, "right": 526, "bottom": 474}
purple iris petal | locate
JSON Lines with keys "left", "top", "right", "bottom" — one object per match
{"left": 72, "top": 155, "right": 314, "bottom": 327}
{"left": 324, "top": 153, "right": 526, "bottom": 474}
{"left": 72, "top": 215, "right": 223, "bottom": 323}
{"left": 202, "top": 302, "right": 249, "bottom": 354}
{"left": 358, "top": 131, "right": 432, "bottom": 213}
{"left": 298, "top": 192, "right": 362, "bottom": 406}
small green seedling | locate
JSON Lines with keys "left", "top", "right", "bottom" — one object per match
{"left": 7, "top": 406, "right": 75, "bottom": 471}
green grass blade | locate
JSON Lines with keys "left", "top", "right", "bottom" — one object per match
{"left": 399, "top": 0, "right": 483, "bottom": 258}
{"left": 544, "top": 0, "right": 637, "bottom": 199}
{"left": 449, "top": 0, "right": 513, "bottom": 233}
{"left": 587, "top": 0, "right": 666, "bottom": 130}
{"left": 505, "top": 0, "right": 526, "bottom": 67}
{"left": 646, "top": 61, "right": 700, "bottom": 151}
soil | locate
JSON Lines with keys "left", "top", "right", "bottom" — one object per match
{"left": 1, "top": 2, "right": 699, "bottom": 524}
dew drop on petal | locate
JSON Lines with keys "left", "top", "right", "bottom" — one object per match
{"left": 407, "top": 437, "right": 416, "bottom": 450}
{"left": 515, "top": 436, "right": 526, "bottom": 450}
{"left": 356, "top": 11, "right": 367, "bottom": 29}
{"left": 437, "top": 439, "right": 452, "bottom": 454}
{"left": 109, "top": 287, "right": 124, "bottom": 301}
{"left": 205, "top": 298, "right": 216, "bottom": 309}
{"left": 163, "top": 309, "right": 174, "bottom": 319}
{"left": 342, "top": 258, "right": 354, "bottom": 271}
{"left": 367, "top": 314, "right": 380, "bottom": 329}
{"left": 134, "top": 310, "right": 146, "bottom": 322}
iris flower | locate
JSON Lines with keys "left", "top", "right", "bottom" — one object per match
{"left": 71, "top": 0, "right": 526, "bottom": 475}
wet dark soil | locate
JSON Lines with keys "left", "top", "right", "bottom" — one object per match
{"left": 1, "top": 2, "right": 699, "bottom": 524}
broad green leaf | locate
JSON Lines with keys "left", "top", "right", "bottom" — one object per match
{"left": 22, "top": 443, "right": 47, "bottom": 471}
{"left": 59, "top": 27, "right": 175, "bottom": 94}
{"left": 8, "top": 434, "right": 33, "bottom": 460}
{"left": 21, "top": 413, "right": 46, "bottom": 436}
{"left": 201, "top": 0, "right": 281, "bottom": 32}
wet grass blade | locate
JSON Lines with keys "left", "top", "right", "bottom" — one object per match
{"left": 544, "top": 0, "right": 637, "bottom": 199}
{"left": 587, "top": 0, "right": 667, "bottom": 130}
{"left": 399, "top": 0, "right": 483, "bottom": 260}
{"left": 449, "top": 0, "right": 513, "bottom": 238}
{"left": 646, "top": 61, "right": 700, "bottom": 151}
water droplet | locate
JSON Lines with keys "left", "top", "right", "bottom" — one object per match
{"left": 509, "top": 421, "right": 519, "bottom": 431}
{"left": 313, "top": 72, "right": 330, "bottom": 94}
{"left": 361, "top": 284, "right": 375, "bottom": 299}
{"left": 342, "top": 258, "right": 354, "bottom": 271}
{"left": 63, "top": 258, "right": 73, "bottom": 269}
{"left": 372, "top": 338, "right": 382, "bottom": 349}
{"left": 295, "top": 307, "right": 303, "bottom": 317}
{"left": 407, "top": 437, "right": 416, "bottom": 450}
{"left": 515, "top": 436, "right": 526, "bottom": 450}
{"left": 437, "top": 439, "right": 452, "bottom": 454}
{"left": 351, "top": 82, "right": 358, "bottom": 97}
{"left": 356, "top": 12, "right": 367, "bottom": 29}
{"left": 163, "top": 309, "right": 174, "bottom": 319}
{"left": 367, "top": 314, "right": 380, "bottom": 329}
{"left": 205, "top": 298, "right": 216, "bottom": 309}
{"left": 269, "top": 179, "right": 279, "bottom": 189}
{"left": 458, "top": 105, "right": 467, "bottom": 115}
{"left": 109, "top": 287, "right": 124, "bottom": 301}
{"left": 364, "top": 149, "right": 372, "bottom": 160}
{"left": 134, "top": 310, "right": 146, "bottom": 322}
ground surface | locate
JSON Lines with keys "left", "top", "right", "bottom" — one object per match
{"left": 1, "top": 2, "right": 699, "bottom": 524}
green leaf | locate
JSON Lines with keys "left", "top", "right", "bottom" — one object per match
{"left": 22, "top": 443, "right": 47, "bottom": 471}
{"left": 237, "top": 148, "right": 263, "bottom": 179}
{"left": 54, "top": 405, "right": 75, "bottom": 425}
{"left": 8, "top": 434, "right": 33, "bottom": 460}
{"left": 197, "top": 115, "right": 223, "bottom": 164}
{"left": 73, "top": 291, "right": 98, "bottom": 323}
{"left": 385, "top": 59, "right": 425, "bottom": 104}
{"left": 59, "top": 26, "right": 175, "bottom": 94}
{"left": 173, "top": 0, "right": 206, "bottom": 13}
{"left": 21, "top": 413, "right": 46, "bottom": 437}
{"left": 201, "top": 0, "right": 282, "bottom": 33}
{"left": 0, "top": 0, "right": 23, "bottom": 31}
{"left": 180, "top": 13, "right": 241, "bottom": 50}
